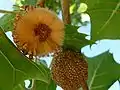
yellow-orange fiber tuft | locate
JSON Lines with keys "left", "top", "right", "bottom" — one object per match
{"left": 13, "top": 8, "right": 64, "bottom": 57}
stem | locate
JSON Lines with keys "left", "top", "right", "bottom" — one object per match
{"left": 0, "top": 9, "right": 18, "bottom": 14}
{"left": 61, "top": 0, "right": 71, "bottom": 24}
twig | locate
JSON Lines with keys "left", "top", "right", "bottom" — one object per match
{"left": 61, "top": 0, "right": 71, "bottom": 24}
{"left": 0, "top": 9, "right": 18, "bottom": 14}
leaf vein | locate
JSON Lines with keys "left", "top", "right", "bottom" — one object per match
{"left": 89, "top": 59, "right": 103, "bottom": 89}
{"left": 99, "top": 1, "right": 120, "bottom": 33}
{"left": 0, "top": 50, "right": 16, "bottom": 88}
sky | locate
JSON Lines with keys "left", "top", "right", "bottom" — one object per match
{"left": 0, "top": 0, "right": 120, "bottom": 90}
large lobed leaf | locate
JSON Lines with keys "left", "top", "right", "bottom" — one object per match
{"left": 64, "top": 25, "right": 94, "bottom": 51}
{"left": 81, "top": 0, "right": 120, "bottom": 41}
{"left": 87, "top": 52, "right": 120, "bottom": 90}
{"left": 0, "top": 27, "right": 50, "bottom": 90}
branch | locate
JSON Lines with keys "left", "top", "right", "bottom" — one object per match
{"left": 0, "top": 9, "right": 18, "bottom": 14}
{"left": 61, "top": 0, "right": 71, "bottom": 24}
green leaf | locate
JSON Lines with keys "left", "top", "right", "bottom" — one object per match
{"left": 0, "top": 14, "right": 15, "bottom": 32}
{"left": 45, "top": 0, "right": 61, "bottom": 14}
{"left": 64, "top": 25, "right": 94, "bottom": 51}
{"left": 87, "top": 52, "right": 120, "bottom": 90}
{"left": 70, "top": 4, "right": 76, "bottom": 14}
{"left": 77, "top": 3, "right": 88, "bottom": 13}
{"left": 81, "top": 0, "right": 120, "bottom": 41}
{"left": 35, "top": 79, "right": 56, "bottom": 90}
{"left": 13, "top": 0, "right": 23, "bottom": 7}
{"left": 13, "top": 83, "right": 25, "bottom": 90}
{"left": 0, "top": 27, "right": 50, "bottom": 90}
{"left": 21, "top": 0, "right": 38, "bottom": 6}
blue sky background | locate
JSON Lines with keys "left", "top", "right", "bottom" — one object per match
{"left": 0, "top": 0, "right": 120, "bottom": 90}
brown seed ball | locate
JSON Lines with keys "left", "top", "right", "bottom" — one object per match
{"left": 51, "top": 49, "right": 88, "bottom": 90}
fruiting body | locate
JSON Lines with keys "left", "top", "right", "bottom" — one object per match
{"left": 12, "top": 7, "right": 64, "bottom": 58}
{"left": 51, "top": 49, "right": 88, "bottom": 90}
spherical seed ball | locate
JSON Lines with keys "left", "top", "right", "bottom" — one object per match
{"left": 12, "top": 7, "right": 64, "bottom": 58}
{"left": 51, "top": 49, "right": 88, "bottom": 90}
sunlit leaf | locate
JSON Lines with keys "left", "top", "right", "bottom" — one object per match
{"left": 77, "top": 3, "right": 88, "bottom": 13}
{"left": 70, "top": 4, "right": 76, "bottom": 14}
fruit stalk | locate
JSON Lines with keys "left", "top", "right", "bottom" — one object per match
{"left": 61, "top": 0, "right": 71, "bottom": 24}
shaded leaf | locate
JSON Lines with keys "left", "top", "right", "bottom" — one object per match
{"left": 81, "top": 0, "right": 120, "bottom": 41}
{"left": 87, "top": 52, "right": 120, "bottom": 90}
{"left": 0, "top": 27, "right": 50, "bottom": 90}
{"left": 35, "top": 79, "right": 56, "bottom": 90}
{"left": 45, "top": 0, "right": 61, "bottom": 14}
{"left": 64, "top": 25, "right": 94, "bottom": 51}
{"left": 13, "top": 83, "right": 25, "bottom": 90}
{"left": 0, "top": 14, "right": 15, "bottom": 32}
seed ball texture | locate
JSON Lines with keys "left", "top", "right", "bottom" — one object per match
{"left": 51, "top": 49, "right": 88, "bottom": 90}
{"left": 12, "top": 7, "right": 64, "bottom": 58}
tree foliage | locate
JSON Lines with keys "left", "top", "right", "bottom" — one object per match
{"left": 0, "top": 0, "right": 120, "bottom": 90}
